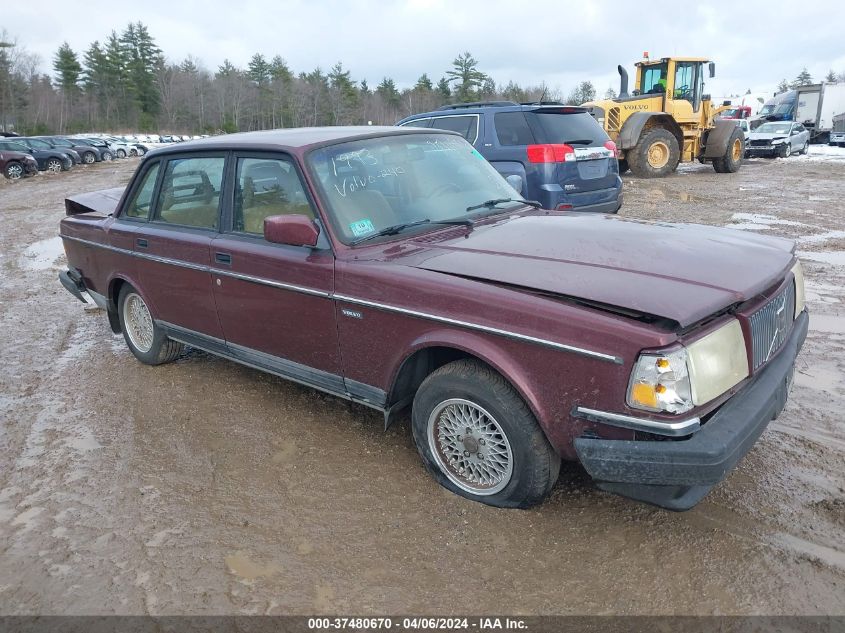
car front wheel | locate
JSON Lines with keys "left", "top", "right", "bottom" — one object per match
{"left": 118, "top": 284, "right": 184, "bottom": 365}
{"left": 46, "top": 158, "right": 63, "bottom": 173}
{"left": 412, "top": 359, "right": 560, "bottom": 508}
{"left": 4, "top": 162, "right": 24, "bottom": 179}
{"left": 116, "top": 149, "right": 127, "bottom": 158}
{"left": 778, "top": 142, "right": 791, "bottom": 158}
{"left": 82, "top": 151, "right": 96, "bottom": 164}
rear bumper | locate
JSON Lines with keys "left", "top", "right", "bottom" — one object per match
{"left": 574, "top": 310, "right": 808, "bottom": 511}
{"left": 571, "top": 195, "right": 622, "bottom": 214}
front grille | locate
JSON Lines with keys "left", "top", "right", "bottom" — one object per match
{"left": 749, "top": 282, "right": 795, "bottom": 371}
{"left": 750, "top": 139, "right": 772, "bottom": 147}
{"left": 608, "top": 108, "right": 621, "bottom": 132}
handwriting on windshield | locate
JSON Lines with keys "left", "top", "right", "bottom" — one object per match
{"left": 331, "top": 149, "right": 379, "bottom": 176}
{"left": 333, "top": 166, "right": 406, "bottom": 197}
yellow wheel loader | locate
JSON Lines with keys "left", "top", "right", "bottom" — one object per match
{"left": 583, "top": 55, "right": 743, "bottom": 177}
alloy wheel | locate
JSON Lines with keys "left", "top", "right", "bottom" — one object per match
{"left": 123, "top": 292, "right": 154, "bottom": 354}
{"left": 6, "top": 164, "right": 23, "bottom": 179}
{"left": 47, "top": 159, "right": 63, "bottom": 173}
{"left": 427, "top": 398, "right": 514, "bottom": 495}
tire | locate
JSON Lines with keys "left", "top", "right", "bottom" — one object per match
{"left": 117, "top": 284, "right": 184, "bottom": 365}
{"left": 136, "top": 147, "right": 147, "bottom": 156}
{"left": 799, "top": 141, "right": 809, "bottom": 155}
{"left": 778, "top": 142, "right": 791, "bottom": 158}
{"left": 102, "top": 151, "right": 113, "bottom": 161}
{"left": 4, "top": 162, "right": 24, "bottom": 180}
{"left": 46, "top": 158, "right": 63, "bottom": 173}
{"left": 713, "top": 127, "right": 744, "bottom": 173}
{"left": 116, "top": 149, "right": 127, "bottom": 159}
{"left": 129, "top": 148, "right": 138, "bottom": 157}
{"left": 82, "top": 151, "right": 96, "bottom": 164}
{"left": 627, "top": 127, "right": 680, "bottom": 178}
{"left": 411, "top": 359, "right": 560, "bottom": 508}
{"left": 617, "top": 159, "right": 629, "bottom": 174}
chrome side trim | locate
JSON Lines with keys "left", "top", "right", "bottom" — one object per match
{"left": 335, "top": 294, "right": 623, "bottom": 364}
{"left": 574, "top": 406, "right": 700, "bottom": 437}
{"left": 213, "top": 268, "right": 331, "bottom": 298}
{"left": 62, "top": 235, "right": 622, "bottom": 364}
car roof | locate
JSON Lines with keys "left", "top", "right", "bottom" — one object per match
{"left": 148, "top": 126, "right": 457, "bottom": 155}
{"left": 397, "top": 103, "right": 586, "bottom": 123}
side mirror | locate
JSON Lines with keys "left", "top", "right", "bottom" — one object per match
{"left": 264, "top": 214, "right": 320, "bottom": 247}
{"left": 709, "top": 62, "right": 716, "bottom": 78}
{"left": 505, "top": 174, "right": 524, "bottom": 194}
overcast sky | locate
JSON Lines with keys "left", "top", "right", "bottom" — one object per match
{"left": 4, "top": 0, "right": 845, "bottom": 100}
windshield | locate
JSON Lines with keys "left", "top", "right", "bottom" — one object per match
{"left": 774, "top": 102, "right": 794, "bottom": 115}
{"left": 759, "top": 104, "right": 774, "bottom": 115}
{"left": 308, "top": 133, "right": 523, "bottom": 244}
{"left": 755, "top": 123, "right": 791, "bottom": 134}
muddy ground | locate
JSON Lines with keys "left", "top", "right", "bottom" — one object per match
{"left": 0, "top": 150, "right": 843, "bottom": 616}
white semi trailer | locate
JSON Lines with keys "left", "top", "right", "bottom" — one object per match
{"left": 795, "top": 82, "right": 845, "bottom": 142}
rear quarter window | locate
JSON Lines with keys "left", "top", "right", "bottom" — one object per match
{"left": 493, "top": 112, "right": 535, "bottom": 146}
{"left": 527, "top": 111, "right": 609, "bottom": 147}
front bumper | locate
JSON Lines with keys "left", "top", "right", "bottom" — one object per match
{"left": 24, "top": 160, "right": 39, "bottom": 175}
{"left": 745, "top": 144, "right": 784, "bottom": 156}
{"left": 574, "top": 310, "right": 808, "bottom": 511}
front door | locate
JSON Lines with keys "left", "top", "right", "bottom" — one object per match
{"left": 135, "top": 153, "right": 227, "bottom": 341}
{"left": 210, "top": 153, "right": 343, "bottom": 393}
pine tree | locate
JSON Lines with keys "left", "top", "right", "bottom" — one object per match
{"left": 247, "top": 54, "right": 270, "bottom": 85}
{"left": 446, "top": 52, "right": 488, "bottom": 102}
{"left": 53, "top": 43, "right": 82, "bottom": 92}
{"left": 120, "top": 22, "right": 163, "bottom": 126}
{"left": 328, "top": 62, "right": 357, "bottom": 124}
{"left": 790, "top": 68, "right": 812, "bottom": 89}
{"left": 436, "top": 77, "right": 451, "bottom": 102}
{"left": 414, "top": 74, "right": 433, "bottom": 91}
{"left": 825, "top": 69, "right": 837, "bottom": 83}
{"left": 777, "top": 78, "right": 789, "bottom": 93}
{"left": 604, "top": 86, "right": 617, "bottom": 99}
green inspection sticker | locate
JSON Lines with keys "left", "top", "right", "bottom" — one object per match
{"left": 471, "top": 149, "right": 484, "bottom": 159}
{"left": 349, "top": 218, "right": 375, "bottom": 237}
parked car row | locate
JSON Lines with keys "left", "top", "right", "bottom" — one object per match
{"left": 0, "top": 134, "right": 146, "bottom": 180}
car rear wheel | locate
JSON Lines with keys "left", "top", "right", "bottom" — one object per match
{"left": 118, "top": 284, "right": 184, "bottom": 365}
{"left": 46, "top": 158, "right": 63, "bottom": 173}
{"left": 627, "top": 128, "right": 680, "bottom": 178}
{"left": 4, "top": 162, "right": 24, "bottom": 180}
{"left": 82, "top": 151, "right": 96, "bottom": 164}
{"left": 116, "top": 149, "right": 127, "bottom": 158}
{"left": 617, "top": 159, "right": 629, "bottom": 174}
{"left": 102, "top": 151, "right": 113, "bottom": 161}
{"left": 412, "top": 359, "right": 560, "bottom": 508}
{"left": 136, "top": 147, "right": 147, "bottom": 156}
{"left": 799, "top": 141, "right": 809, "bottom": 155}
{"left": 713, "top": 128, "right": 743, "bottom": 173}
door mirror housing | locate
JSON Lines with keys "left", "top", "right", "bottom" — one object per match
{"left": 263, "top": 214, "right": 320, "bottom": 247}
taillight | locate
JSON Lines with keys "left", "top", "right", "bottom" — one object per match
{"left": 604, "top": 140, "right": 619, "bottom": 157}
{"left": 556, "top": 204, "right": 573, "bottom": 210}
{"left": 526, "top": 144, "right": 575, "bottom": 163}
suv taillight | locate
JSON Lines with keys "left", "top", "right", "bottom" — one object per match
{"left": 526, "top": 144, "right": 575, "bottom": 163}
{"left": 604, "top": 140, "right": 619, "bottom": 157}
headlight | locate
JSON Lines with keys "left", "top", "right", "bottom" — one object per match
{"left": 628, "top": 319, "right": 749, "bottom": 414}
{"left": 792, "top": 260, "right": 805, "bottom": 318}
{"left": 627, "top": 349, "right": 693, "bottom": 414}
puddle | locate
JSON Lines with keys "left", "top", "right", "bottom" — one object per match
{"left": 798, "top": 230, "right": 845, "bottom": 245}
{"left": 19, "top": 236, "right": 65, "bottom": 271}
{"left": 225, "top": 551, "right": 281, "bottom": 580}
{"left": 772, "top": 532, "right": 845, "bottom": 571}
{"left": 799, "top": 250, "right": 845, "bottom": 267}
{"left": 727, "top": 213, "right": 807, "bottom": 230}
{"left": 808, "top": 314, "right": 845, "bottom": 335}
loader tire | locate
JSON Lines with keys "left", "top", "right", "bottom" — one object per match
{"left": 627, "top": 128, "right": 680, "bottom": 178}
{"left": 713, "top": 128, "right": 744, "bottom": 173}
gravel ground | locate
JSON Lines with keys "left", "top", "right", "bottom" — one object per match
{"left": 0, "top": 149, "right": 843, "bottom": 615}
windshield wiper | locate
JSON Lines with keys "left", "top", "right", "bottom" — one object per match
{"left": 350, "top": 218, "right": 473, "bottom": 246}
{"left": 465, "top": 198, "right": 541, "bottom": 212}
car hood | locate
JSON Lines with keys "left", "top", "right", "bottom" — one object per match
{"left": 399, "top": 213, "right": 795, "bottom": 327}
{"left": 747, "top": 133, "right": 788, "bottom": 141}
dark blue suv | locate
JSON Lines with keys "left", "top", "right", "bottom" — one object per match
{"left": 397, "top": 102, "right": 622, "bottom": 213}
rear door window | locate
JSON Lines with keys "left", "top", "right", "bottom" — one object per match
{"left": 526, "top": 110, "right": 609, "bottom": 147}
{"left": 400, "top": 117, "right": 432, "bottom": 128}
{"left": 493, "top": 112, "right": 535, "bottom": 146}
{"left": 154, "top": 156, "right": 225, "bottom": 229}
{"left": 428, "top": 115, "right": 479, "bottom": 144}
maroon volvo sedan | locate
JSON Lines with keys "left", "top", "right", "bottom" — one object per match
{"left": 58, "top": 127, "right": 807, "bottom": 511}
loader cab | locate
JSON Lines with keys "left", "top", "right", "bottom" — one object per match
{"left": 635, "top": 57, "right": 712, "bottom": 122}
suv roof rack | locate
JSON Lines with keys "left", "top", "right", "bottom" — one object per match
{"left": 520, "top": 101, "right": 566, "bottom": 106}
{"left": 436, "top": 101, "right": 518, "bottom": 111}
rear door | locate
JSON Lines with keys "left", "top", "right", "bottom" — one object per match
{"left": 134, "top": 152, "right": 227, "bottom": 341}
{"left": 427, "top": 114, "right": 481, "bottom": 146}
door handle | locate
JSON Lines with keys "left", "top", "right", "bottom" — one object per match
{"left": 215, "top": 252, "right": 232, "bottom": 265}
{"left": 136, "top": 238, "right": 148, "bottom": 248}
